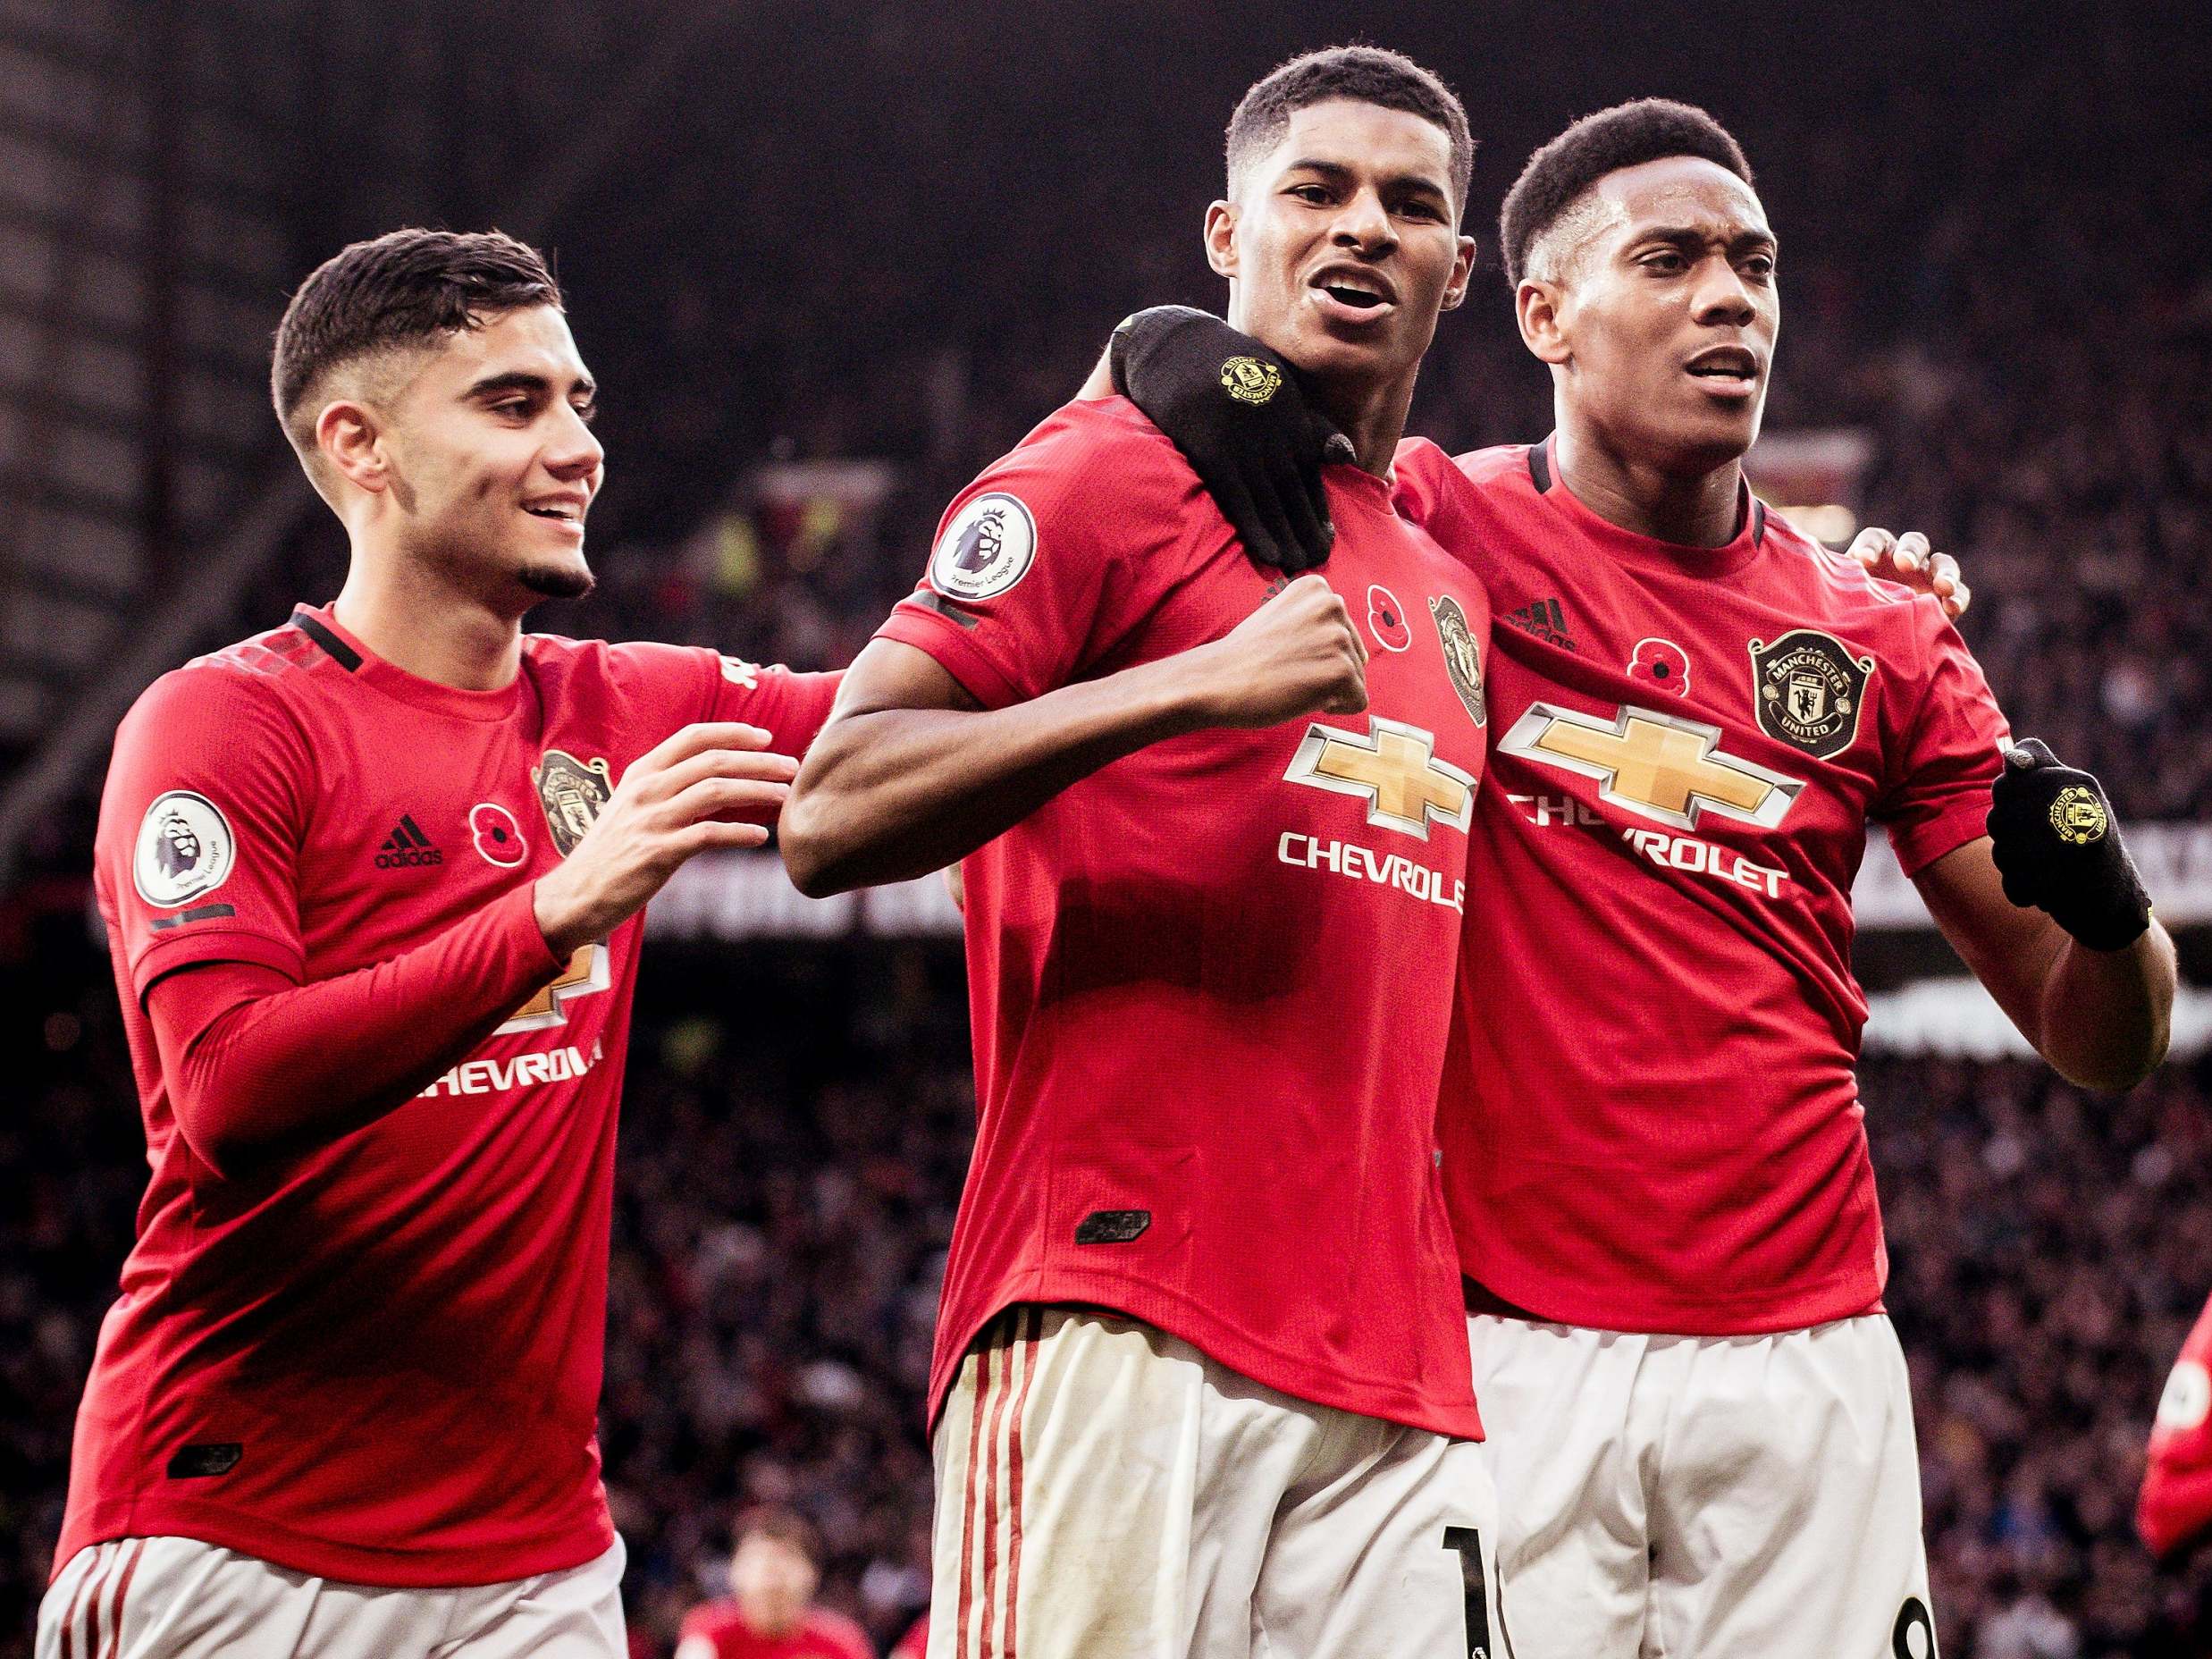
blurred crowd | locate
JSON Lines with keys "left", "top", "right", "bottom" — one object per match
{"left": 6, "top": 911, "right": 2212, "bottom": 1659}
{"left": 5, "top": 10, "right": 2210, "bottom": 1659}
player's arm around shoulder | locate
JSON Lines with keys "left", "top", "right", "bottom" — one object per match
{"left": 782, "top": 417, "right": 1370, "bottom": 897}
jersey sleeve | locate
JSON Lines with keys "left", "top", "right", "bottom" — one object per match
{"left": 601, "top": 640, "right": 842, "bottom": 762}
{"left": 2141, "top": 1292, "right": 2212, "bottom": 1557}
{"left": 97, "top": 665, "right": 311, "bottom": 997}
{"left": 1389, "top": 438, "right": 1483, "bottom": 554}
{"left": 1872, "top": 606, "right": 2010, "bottom": 877}
{"left": 874, "top": 400, "right": 1199, "bottom": 707}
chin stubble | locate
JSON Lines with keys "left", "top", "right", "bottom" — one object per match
{"left": 517, "top": 560, "right": 596, "bottom": 601}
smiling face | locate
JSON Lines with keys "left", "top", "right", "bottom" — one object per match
{"left": 1209, "top": 97, "right": 1475, "bottom": 411}
{"left": 334, "top": 304, "right": 604, "bottom": 607}
{"left": 1523, "top": 154, "right": 1779, "bottom": 475}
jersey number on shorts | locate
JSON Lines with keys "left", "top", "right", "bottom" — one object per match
{"left": 1442, "top": 1525, "right": 1492, "bottom": 1659}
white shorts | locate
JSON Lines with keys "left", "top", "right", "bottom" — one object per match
{"left": 930, "top": 1305, "right": 1498, "bottom": 1659}
{"left": 37, "top": 1535, "right": 626, "bottom": 1659}
{"left": 1468, "top": 1310, "right": 1937, "bottom": 1659}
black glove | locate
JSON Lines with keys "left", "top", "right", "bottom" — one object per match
{"left": 1109, "top": 307, "right": 1350, "bottom": 574}
{"left": 1986, "top": 738, "right": 2151, "bottom": 951}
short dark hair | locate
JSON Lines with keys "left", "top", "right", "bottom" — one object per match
{"left": 270, "top": 227, "right": 561, "bottom": 454}
{"left": 1498, "top": 99, "right": 1753, "bottom": 285}
{"left": 1225, "top": 46, "right": 1475, "bottom": 214}
{"left": 735, "top": 1503, "right": 821, "bottom": 1566}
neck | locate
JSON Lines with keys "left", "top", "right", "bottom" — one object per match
{"left": 1310, "top": 364, "right": 1415, "bottom": 477}
{"left": 1552, "top": 408, "right": 1745, "bottom": 547}
{"left": 331, "top": 535, "right": 525, "bottom": 691}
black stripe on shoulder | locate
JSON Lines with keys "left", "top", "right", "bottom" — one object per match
{"left": 148, "top": 904, "right": 238, "bottom": 931}
{"left": 290, "top": 610, "right": 361, "bottom": 671}
{"left": 1527, "top": 440, "right": 1552, "bottom": 493}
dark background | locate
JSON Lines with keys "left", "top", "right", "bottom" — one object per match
{"left": 3, "top": 3, "right": 2209, "bottom": 1655}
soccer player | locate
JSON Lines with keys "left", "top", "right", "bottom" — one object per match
{"left": 782, "top": 48, "right": 1500, "bottom": 1659}
{"left": 674, "top": 1509, "right": 872, "bottom": 1659}
{"left": 2140, "top": 1293, "right": 2212, "bottom": 1559}
{"left": 1107, "top": 99, "right": 2177, "bottom": 1657}
{"left": 39, "top": 230, "right": 837, "bottom": 1659}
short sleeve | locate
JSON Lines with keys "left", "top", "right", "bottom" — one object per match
{"left": 96, "top": 667, "right": 310, "bottom": 997}
{"left": 599, "top": 638, "right": 841, "bottom": 762}
{"left": 874, "top": 400, "right": 1199, "bottom": 707}
{"left": 1873, "top": 606, "right": 2010, "bottom": 877}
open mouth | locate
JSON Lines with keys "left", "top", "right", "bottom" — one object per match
{"left": 524, "top": 502, "right": 584, "bottom": 526}
{"left": 1684, "top": 348, "right": 1760, "bottom": 387}
{"left": 1309, "top": 269, "right": 1398, "bottom": 324}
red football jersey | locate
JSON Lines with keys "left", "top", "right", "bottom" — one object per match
{"left": 1395, "top": 436, "right": 2007, "bottom": 1335}
{"left": 675, "top": 1601, "right": 874, "bottom": 1659}
{"left": 2141, "top": 1291, "right": 2212, "bottom": 1558}
{"left": 66, "top": 604, "right": 836, "bottom": 1586}
{"left": 879, "top": 397, "right": 1491, "bottom": 1440}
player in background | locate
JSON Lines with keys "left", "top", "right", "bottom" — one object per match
{"left": 889, "top": 1613, "right": 929, "bottom": 1659}
{"left": 784, "top": 47, "right": 1501, "bottom": 1659}
{"left": 1105, "top": 99, "right": 2176, "bottom": 1658}
{"left": 39, "top": 231, "right": 837, "bottom": 1659}
{"left": 2141, "top": 1293, "right": 2212, "bottom": 1559}
{"left": 674, "top": 1509, "right": 872, "bottom": 1659}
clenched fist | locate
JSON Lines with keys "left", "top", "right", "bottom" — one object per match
{"left": 1192, "top": 573, "right": 1369, "bottom": 728}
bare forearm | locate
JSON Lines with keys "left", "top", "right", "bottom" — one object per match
{"left": 784, "top": 652, "right": 1216, "bottom": 895}
{"left": 2035, "top": 921, "right": 2176, "bottom": 1091}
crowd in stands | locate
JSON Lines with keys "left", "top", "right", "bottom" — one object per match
{"left": 4, "top": 10, "right": 2208, "bottom": 1658}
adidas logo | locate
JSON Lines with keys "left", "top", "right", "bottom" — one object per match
{"left": 1503, "top": 597, "right": 1576, "bottom": 651}
{"left": 374, "top": 815, "right": 443, "bottom": 870}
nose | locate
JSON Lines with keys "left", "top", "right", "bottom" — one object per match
{"left": 546, "top": 406, "right": 603, "bottom": 484}
{"left": 1331, "top": 187, "right": 1396, "bottom": 257}
{"left": 1690, "top": 256, "right": 1757, "bottom": 327}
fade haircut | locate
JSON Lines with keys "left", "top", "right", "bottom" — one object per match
{"left": 1225, "top": 46, "right": 1475, "bottom": 216}
{"left": 270, "top": 227, "right": 562, "bottom": 467}
{"left": 1499, "top": 99, "right": 1753, "bottom": 285}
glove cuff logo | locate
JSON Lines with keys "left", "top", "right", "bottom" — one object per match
{"left": 2049, "top": 785, "right": 2107, "bottom": 846}
{"left": 1219, "top": 356, "right": 1282, "bottom": 406}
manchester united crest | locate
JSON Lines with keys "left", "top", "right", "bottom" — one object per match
{"left": 1747, "top": 629, "right": 1873, "bottom": 759}
{"left": 1430, "top": 594, "right": 1487, "bottom": 728}
{"left": 534, "top": 749, "right": 614, "bottom": 857}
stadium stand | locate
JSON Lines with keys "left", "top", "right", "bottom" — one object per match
{"left": 3, "top": 6, "right": 2207, "bottom": 1655}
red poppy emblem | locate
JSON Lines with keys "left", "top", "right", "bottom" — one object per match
{"left": 1367, "top": 584, "right": 1412, "bottom": 653}
{"left": 1627, "top": 637, "right": 1691, "bottom": 697}
{"left": 471, "top": 802, "right": 529, "bottom": 867}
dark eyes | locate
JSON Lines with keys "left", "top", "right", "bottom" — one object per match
{"left": 1286, "top": 183, "right": 1446, "bottom": 219}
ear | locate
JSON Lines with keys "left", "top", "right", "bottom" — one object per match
{"left": 1203, "top": 199, "right": 1238, "bottom": 281}
{"left": 316, "top": 399, "right": 389, "bottom": 495}
{"left": 1517, "top": 278, "right": 1573, "bottom": 367}
{"left": 1440, "top": 233, "right": 1478, "bottom": 312}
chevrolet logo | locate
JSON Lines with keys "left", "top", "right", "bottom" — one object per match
{"left": 1498, "top": 702, "right": 1803, "bottom": 830}
{"left": 498, "top": 941, "right": 610, "bottom": 1033}
{"left": 1284, "top": 717, "right": 1475, "bottom": 839}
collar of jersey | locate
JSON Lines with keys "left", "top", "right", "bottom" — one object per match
{"left": 1322, "top": 458, "right": 1395, "bottom": 509}
{"left": 299, "top": 603, "right": 529, "bottom": 723}
{"left": 1530, "top": 432, "right": 1766, "bottom": 578}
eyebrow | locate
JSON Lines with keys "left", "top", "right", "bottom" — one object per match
{"left": 1637, "top": 223, "right": 1778, "bottom": 253}
{"left": 463, "top": 369, "right": 598, "bottom": 403}
{"left": 1285, "top": 157, "right": 1451, "bottom": 201}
